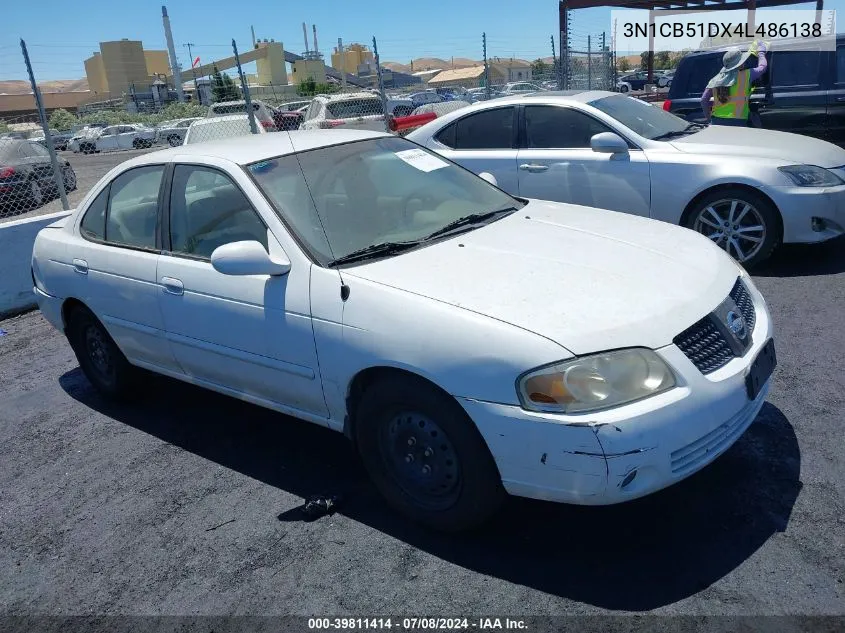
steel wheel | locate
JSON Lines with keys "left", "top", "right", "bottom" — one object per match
{"left": 84, "top": 324, "right": 116, "bottom": 385}
{"left": 692, "top": 198, "right": 767, "bottom": 264}
{"left": 377, "top": 410, "right": 462, "bottom": 511}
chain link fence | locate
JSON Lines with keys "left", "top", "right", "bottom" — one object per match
{"left": 2, "top": 29, "right": 624, "bottom": 222}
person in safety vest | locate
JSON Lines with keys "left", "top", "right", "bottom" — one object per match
{"left": 700, "top": 40, "right": 768, "bottom": 127}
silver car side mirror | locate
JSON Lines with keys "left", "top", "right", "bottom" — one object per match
{"left": 211, "top": 240, "right": 291, "bottom": 276}
{"left": 590, "top": 132, "right": 629, "bottom": 154}
{"left": 479, "top": 172, "right": 498, "bottom": 187}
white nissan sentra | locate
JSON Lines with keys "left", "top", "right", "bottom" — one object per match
{"left": 31, "top": 130, "right": 776, "bottom": 531}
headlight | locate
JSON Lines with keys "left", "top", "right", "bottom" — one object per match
{"left": 517, "top": 348, "right": 676, "bottom": 414}
{"left": 778, "top": 165, "right": 844, "bottom": 187}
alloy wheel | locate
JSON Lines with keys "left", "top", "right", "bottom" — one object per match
{"left": 693, "top": 198, "right": 766, "bottom": 263}
{"left": 377, "top": 410, "right": 462, "bottom": 511}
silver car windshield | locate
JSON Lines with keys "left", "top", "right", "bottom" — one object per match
{"left": 248, "top": 136, "right": 522, "bottom": 266}
{"left": 590, "top": 94, "right": 692, "bottom": 140}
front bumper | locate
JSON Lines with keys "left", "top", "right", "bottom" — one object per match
{"left": 459, "top": 278, "right": 774, "bottom": 506}
{"left": 767, "top": 181, "right": 845, "bottom": 244}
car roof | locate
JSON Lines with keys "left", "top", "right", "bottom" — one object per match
{"left": 682, "top": 34, "right": 841, "bottom": 58}
{"left": 480, "top": 90, "right": 614, "bottom": 106}
{"left": 121, "top": 129, "right": 390, "bottom": 167}
{"left": 316, "top": 91, "right": 380, "bottom": 102}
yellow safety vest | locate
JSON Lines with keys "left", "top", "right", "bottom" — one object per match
{"left": 712, "top": 69, "right": 751, "bottom": 120}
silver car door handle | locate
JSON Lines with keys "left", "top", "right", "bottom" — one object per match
{"left": 519, "top": 163, "right": 549, "bottom": 172}
{"left": 836, "top": 96, "right": 845, "bottom": 102}
{"left": 161, "top": 277, "right": 184, "bottom": 296}
{"left": 72, "top": 258, "right": 88, "bottom": 274}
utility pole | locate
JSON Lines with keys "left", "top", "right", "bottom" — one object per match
{"left": 184, "top": 43, "right": 199, "bottom": 103}
{"left": 232, "top": 39, "right": 257, "bottom": 134}
{"left": 21, "top": 38, "right": 68, "bottom": 210}
{"left": 612, "top": 18, "right": 618, "bottom": 86}
{"left": 559, "top": 1, "right": 569, "bottom": 90}
{"left": 372, "top": 36, "right": 388, "bottom": 130}
{"left": 162, "top": 6, "right": 184, "bottom": 102}
{"left": 550, "top": 34, "right": 556, "bottom": 86}
{"left": 601, "top": 32, "right": 606, "bottom": 89}
{"left": 587, "top": 35, "right": 592, "bottom": 90}
{"left": 338, "top": 38, "right": 347, "bottom": 91}
{"left": 482, "top": 32, "right": 491, "bottom": 100}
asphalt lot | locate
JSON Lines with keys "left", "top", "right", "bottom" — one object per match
{"left": 0, "top": 148, "right": 158, "bottom": 225}
{"left": 0, "top": 238, "right": 843, "bottom": 620}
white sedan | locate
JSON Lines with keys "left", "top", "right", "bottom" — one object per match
{"left": 408, "top": 91, "right": 845, "bottom": 266}
{"left": 32, "top": 130, "right": 776, "bottom": 531}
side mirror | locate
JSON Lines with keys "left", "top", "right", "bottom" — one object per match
{"left": 590, "top": 132, "right": 629, "bottom": 154}
{"left": 210, "top": 240, "right": 291, "bottom": 276}
{"left": 479, "top": 172, "right": 498, "bottom": 187}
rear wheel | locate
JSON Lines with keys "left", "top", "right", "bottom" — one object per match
{"left": 355, "top": 375, "right": 504, "bottom": 531}
{"left": 63, "top": 165, "right": 77, "bottom": 192}
{"left": 686, "top": 187, "right": 781, "bottom": 267}
{"left": 167, "top": 134, "right": 181, "bottom": 147}
{"left": 619, "top": 84, "right": 630, "bottom": 93}
{"left": 66, "top": 305, "right": 138, "bottom": 399}
{"left": 80, "top": 143, "right": 95, "bottom": 155}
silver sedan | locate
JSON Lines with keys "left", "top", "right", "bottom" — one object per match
{"left": 408, "top": 91, "right": 845, "bottom": 266}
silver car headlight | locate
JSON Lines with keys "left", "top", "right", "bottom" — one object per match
{"left": 517, "top": 348, "right": 676, "bottom": 414}
{"left": 778, "top": 165, "right": 844, "bottom": 187}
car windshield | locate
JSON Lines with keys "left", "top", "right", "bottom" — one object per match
{"left": 589, "top": 94, "right": 693, "bottom": 140}
{"left": 248, "top": 136, "right": 522, "bottom": 266}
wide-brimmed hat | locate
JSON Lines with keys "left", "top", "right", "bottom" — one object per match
{"left": 706, "top": 47, "right": 754, "bottom": 89}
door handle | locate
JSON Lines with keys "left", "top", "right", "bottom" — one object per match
{"left": 519, "top": 163, "right": 549, "bottom": 173}
{"left": 72, "top": 258, "right": 88, "bottom": 275}
{"left": 161, "top": 276, "right": 184, "bottom": 296}
{"left": 836, "top": 96, "right": 845, "bottom": 102}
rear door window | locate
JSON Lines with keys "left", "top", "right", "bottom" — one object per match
{"left": 451, "top": 107, "right": 515, "bottom": 150}
{"left": 678, "top": 55, "right": 724, "bottom": 96}
{"left": 326, "top": 99, "right": 384, "bottom": 118}
{"left": 770, "top": 50, "right": 822, "bottom": 87}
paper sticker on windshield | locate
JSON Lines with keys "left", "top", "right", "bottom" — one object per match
{"left": 395, "top": 148, "right": 448, "bottom": 172}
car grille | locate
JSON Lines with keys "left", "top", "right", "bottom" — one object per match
{"left": 673, "top": 278, "right": 756, "bottom": 374}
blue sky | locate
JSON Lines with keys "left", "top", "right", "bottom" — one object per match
{"left": 0, "top": 0, "right": 838, "bottom": 83}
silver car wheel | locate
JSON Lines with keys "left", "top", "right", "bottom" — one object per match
{"left": 693, "top": 198, "right": 766, "bottom": 263}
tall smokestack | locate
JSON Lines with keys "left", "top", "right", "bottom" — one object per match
{"left": 302, "top": 22, "right": 309, "bottom": 53}
{"left": 161, "top": 6, "right": 184, "bottom": 102}
{"left": 312, "top": 24, "right": 319, "bottom": 55}
{"left": 251, "top": 25, "right": 256, "bottom": 48}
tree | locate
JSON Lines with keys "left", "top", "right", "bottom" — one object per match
{"left": 618, "top": 57, "right": 630, "bottom": 72}
{"left": 49, "top": 108, "right": 77, "bottom": 131}
{"left": 640, "top": 51, "right": 650, "bottom": 70}
{"left": 211, "top": 66, "right": 240, "bottom": 102}
{"left": 654, "top": 50, "right": 671, "bottom": 69}
{"left": 531, "top": 58, "right": 550, "bottom": 78}
{"left": 297, "top": 77, "right": 317, "bottom": 97}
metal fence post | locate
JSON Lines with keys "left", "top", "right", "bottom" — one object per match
{"left": 482, "top": 32, "right": 491, "bottom": 100}
{"left": 372, "top": 36, "right": 389, "bottom": 132}
{"left": 587, "top": 35, "right": 592, "bottom": 90}
{"left": 232, "top": 39, "right": 257, "bottom": 134}
{"left": 338, "top": 38, "right": 347, "bottom": 92}
{"left": 601, "top": 32, "right": 607, "bottom": 89}
{"left": 21, "top": 39, "right": 68, "bottom": 211}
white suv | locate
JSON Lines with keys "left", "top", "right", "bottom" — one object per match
{"left": 207, "top": 100, "right": 278, "bottom": 132}
{"left": 300, "top": 93, "right": 386, "bottom": 131}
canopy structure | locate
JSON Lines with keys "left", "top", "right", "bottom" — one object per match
{"left": 558, "top": 0, "right": 825, "bottom": 83}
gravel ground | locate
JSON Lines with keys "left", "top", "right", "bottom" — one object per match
{"left": 0, "top": 239, "right": 843, "bottom": 621}
{"left": 0, "top": 148, "right": 158, "bottom": 225}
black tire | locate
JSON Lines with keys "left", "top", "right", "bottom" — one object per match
{"left": 355, "top": 375, "right": 504, "bottom": 531}
{"left": 27, "top": 178, "right": 44, "bottom": 209}
{"left": 132, "top": 138, "right": 141, "bottom": 149}
{"left": 63, "top": 165, "right": 77, "bottom": 192}
{"left": 167, "top": 134, "right": 181, "bottom": 147}
{"left": 80, "top": 143, "right": 95, "bottom": 155}
{"left": 66, "top": 305, "right": 138, "bottom": 400}
{"left": 685, "top": 186, "right": 781, "bottom": 268}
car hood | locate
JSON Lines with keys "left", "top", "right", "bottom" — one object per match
{"left": 345, "top": 200, "right": 738, "bottom": 355}
{"left": 670, "top": 126, "right": 845, "bottom": 168}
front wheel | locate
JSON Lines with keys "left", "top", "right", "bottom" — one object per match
{"left": 167, "top": 134, "right": 181, "bottom": 147}
{"left": 686, "top": 187, "right": 781, "bottom": 267}
{"left": 66, "top": 305, "right": 138, "bottom": 399}
{"left": 619, "top": 84, "right": 630, "bottom": 93}
{"left": 63, "top": 165, "right": 77, "bottom": 192}
{"left": 355, "top": 375, "right": 504, "bottom": 531}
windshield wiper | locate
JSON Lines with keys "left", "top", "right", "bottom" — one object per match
{"left": 651, "top": 122, "right": 704, "bottom": 141}
{"left": 328, "top": 240, "right": 422, "bottom": 267}
{"left": 423, "top": 206, "right": 518, "bottom": 241}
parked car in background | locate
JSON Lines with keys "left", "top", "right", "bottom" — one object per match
{"left": 656, "top": 70, "right": 674, "bottom": 88}
{"left": 207, "top": 99, "right": 279, "bottom": 132}
{"left": 300, "top": 92, "right": 386, "bottom": 131}
{"left": 665, "top": 35, "right": 844, "bottom": 144}
{"left": 408, "top": 91, "right": 443, "bottom": 107}
{"left": 31, "top": 130, "right": 776, "bottom": 531}
{"left": 617, "top": 72, "right": 650, "bottom": 92}
{"left": 69, "top": 124, "right": 156, "bottom": 154}
{"left": 465, "top": 87, "right": 503, "bottom": 103}
{"left": 276, "top": 100, "right": 311, "bottom": 112}
{"left": 183, "top": 114, "right": 268, "bottom": 145}
{"left": 409, "top": 90, "right": 845, "bottom": 266}
{"left": 499, "top": 82, "right": 542, "bottom": 95}
{"left": 155, "top": 118, "right": 202, "bottom": 146}
{"left": 272, "top": 107, "right": 305, "bottom": 131}
{"left": 0, "top": 137, "right": 76, "bottom": 214}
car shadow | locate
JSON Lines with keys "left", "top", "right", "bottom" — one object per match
{"left": 753, "top": 235, "right": 845, "bottom": 277}
{"left": 60, "top": 368, "right": 801, "bottom": 611}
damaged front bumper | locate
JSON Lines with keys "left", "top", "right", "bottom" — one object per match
{"left": 457, "top": 282, "right": 774, "bottom": 506}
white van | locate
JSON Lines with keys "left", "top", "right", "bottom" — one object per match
{"left": 183, "top": 115, "right": 268, "bottom": 145}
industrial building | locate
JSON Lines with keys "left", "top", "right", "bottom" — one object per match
{"left": 84, "top": 40, "right": 171, "bottom": 98}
